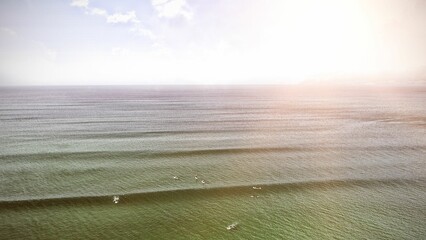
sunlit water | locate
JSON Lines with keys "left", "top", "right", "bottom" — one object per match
{"left": 0, "top": 86, "right": 425, "bottom": 239}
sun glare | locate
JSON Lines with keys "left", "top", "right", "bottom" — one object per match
{"left": 253, "top": 0, "right": 379, "bottom": 82}
{"left": 0, "top": 0, "right": 424, "bottom": 85}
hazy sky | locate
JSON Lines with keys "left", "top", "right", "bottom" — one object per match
{"left": 0, "top": 0, "right": 425, "bottom": 85}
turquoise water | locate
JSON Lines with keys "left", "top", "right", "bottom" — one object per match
{"left": 0, "top": 86, "right": 425, "bottom": 239}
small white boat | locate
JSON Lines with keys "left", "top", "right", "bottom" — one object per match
{"left": 252, "top": 186, "right": 262, "bottom": 190}
{"left": 194, "top": 175, "right": 198, "bottom": 180}
{"left": 226, "top": 222, "right": 238, "bottom": 230}
{"left": 113, "top": 195, "right": 120, "bottom": 204}
{"left": 173, "top": 176, "right": 179, "bottom": 180}
{"left": 201, "top": 180, "right": 206, "bottom": 184}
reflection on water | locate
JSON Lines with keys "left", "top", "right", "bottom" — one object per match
{"left": 0, "top": 86, "right": 425, "bottom": 239}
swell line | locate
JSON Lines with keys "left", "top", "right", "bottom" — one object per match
{"left": 1, "top": 177, "right": 424, "bottom": 208}
{"left": 1, "top": 145, "right": 425, "bottom": 162}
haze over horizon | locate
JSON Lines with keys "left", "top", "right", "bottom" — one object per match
{"left": 1, "top": 0, "right": 426, "bottom": 86}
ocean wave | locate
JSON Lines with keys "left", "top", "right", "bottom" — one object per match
{"left": 1, "top": 145, "right": 425, "bottom": 161}
{"left": 1, "top": 177, "right": 424, "bottom": 207}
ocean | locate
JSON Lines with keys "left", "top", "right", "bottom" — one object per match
{"left": 0, "top": 85, "right": 425, "bottom": 239}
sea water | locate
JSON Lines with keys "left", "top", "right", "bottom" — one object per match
{"left": 0, "top": 86, "right": 425, "bottom": 239}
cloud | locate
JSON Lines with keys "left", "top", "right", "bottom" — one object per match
{"left": 70, "top": 0, "right": 88, "bottom": 8}
{"left": 90, "top": 7, "right": 107, "bottom": 17}
{"left": 33, "top": 41, "right": 58, "bottom": 61}
{"left": 130, "top": 25, "right": 156, "bottom": 40}
{"left": 70, "top": 1, "right": 156, "bottom": 40}
{"left": 107, "top": 11, "right": 140, "bottom": 24}
{"left": 0, "top": 27, "right": 17, "bottom": 37}
{"left": 111, "top": 47, "right": 130, "bottom": 56}
{"left": 46, "top": 49, "right": 57, "bottom": 61}
{"left": 151, "top": 0, "right": 193, "bottom": 20}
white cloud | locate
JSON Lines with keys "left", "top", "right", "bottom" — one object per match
{"left": 46, "top": 49, "right": 57, "bottom": 61}
{"left": 130, "top": 25, "right": 157, "bottom": 40}
{"left": 33, "top": 41, "right": 58, "bottom": 61}
{"left": 151, "top": 0, "right": 193, "bottom": 20}
{"left": 107, "top": 11, "right": 140, "bottom": 24}
{"left": 70, "top": 1, "right": 156, "bottom": 40}
{"left": 111, "top": 47, "right": 130, "bottom": 56}
{"left": 70, "top": 0, "right": 88, "bottom": 8}
{"left": 0, "top": 27, "right": 17, "bottom": 37}
{"left": 90, "top": 8, "right": 107, "bottom": 17}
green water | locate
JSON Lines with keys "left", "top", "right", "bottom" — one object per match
{"left": 2, "top": 180, "right": 426, "bottom": 239}
{"left": 0, "top": 86, "right": 425, "bottom": 239}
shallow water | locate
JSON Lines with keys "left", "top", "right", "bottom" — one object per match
{"left": 0, "top": 86, "right": 425, "bottom": 239}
